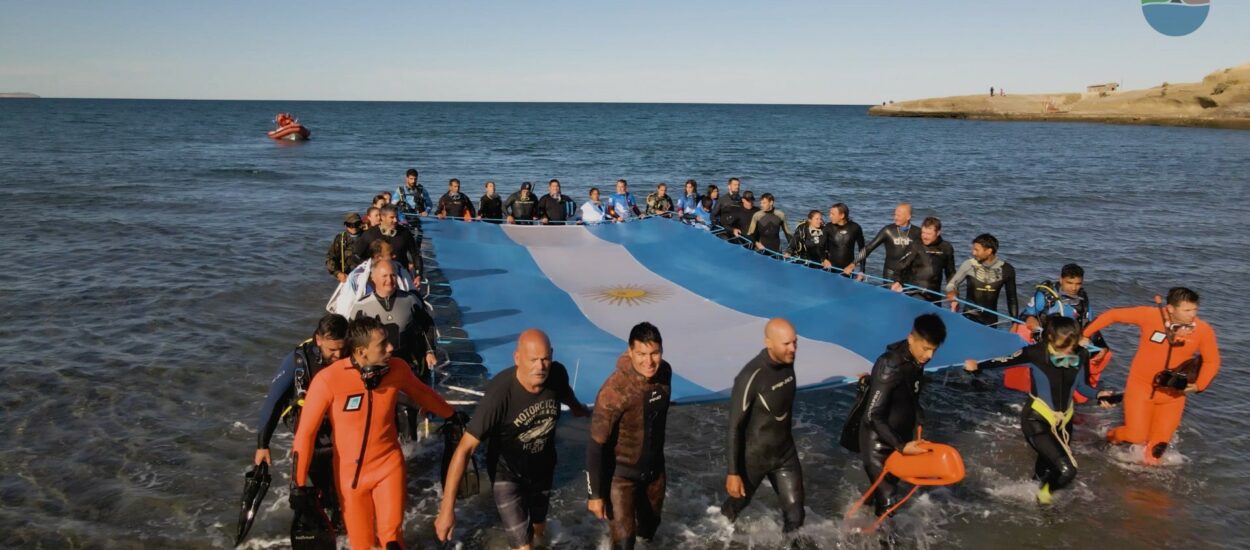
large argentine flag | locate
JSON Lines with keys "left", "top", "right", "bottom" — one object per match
{"left": 422, "top": 218, "right": 1023, "bottom": 403}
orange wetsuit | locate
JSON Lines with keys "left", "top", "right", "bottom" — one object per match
{"left": 294, "top": 357, "right": 453, "bottom": 549}
{"left": 1083, "top": 306, "right": 1219, "bottom": 459}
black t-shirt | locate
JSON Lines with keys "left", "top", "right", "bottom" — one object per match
{"left": 466, "top": 362, "right": 574, "bottom": 483}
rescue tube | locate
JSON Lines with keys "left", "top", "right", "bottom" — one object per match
{"left": 845, "top": 441, "right": 965, "bottom": 531}
{"left": 883, "top": 442, "right": 965, "bottom": 486}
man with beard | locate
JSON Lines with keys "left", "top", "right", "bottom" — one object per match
{"left": 436, "top": 178, "right": 476, "bottom": 220}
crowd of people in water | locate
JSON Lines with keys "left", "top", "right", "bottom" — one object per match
{"left": 243, "top": 168, "right": 1221, "bottom": 550}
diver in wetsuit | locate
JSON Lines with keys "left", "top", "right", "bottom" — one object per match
{"left": 710, "top": 177, "right": 742, "bottom": 226}
{"left": 746, "top": 193, "right": 791, "bottom": 253}
{"left": 909, "top": 217, "right": 956, "bottom": 300}
{"left": 395, "top": 168, "right": 432, "bottom": 217}
{"left": 347, "top": 260, "right": 439, "bottom": 379}
{"left": 436, "top": 178, "right": 477, "bottom": 220}
{"left": 945, "top": 233, "right": 1018, "bottom": 325}
{"left": 504, "top": 182, "right": 538, "bottom": 224}
{"left": 586, "top": 322, "right": 672, "bottom": 550}
{"left": 479, "top": 181, "right": 504, "bottom": 222}
{"left": 786, "top": 210, "right": 827, "bottom": 264}
{"left": 721, "top": 318, "right": 805, "bottom": 535}
{"left": 964, "top": 317, "right": 1115, "bottom": 503}
{"left": 254, "top": 314, "right": 349, "bottom": 523}
{"left": 859, "top": 313, "right": 945, "bottom": 516}
{"left": 1021, "top": 263, "right": 1092, "bottom": 332}
{"left": 843, "top": 203, "right": 921, "bottom": 282}
{"left": 821, "top": 203, "right": 865, "bottom": 274}
{"left": 718, "top": 191, "right": 758, "bottom": 245}
{"left": 536, "top": 179, "right": 576, "bottom": 224}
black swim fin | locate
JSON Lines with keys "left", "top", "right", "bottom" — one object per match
{"left": 440, "top": 412, "right": 479, "bottom": 499}
{"left": 234, "top": 462, "right": 272, "bottom": 546}
{"left": 839, "top": 375, "right": 870, "bottom": 453}
{"left": 290, "top": 486, "right": 337, "bottom": 549}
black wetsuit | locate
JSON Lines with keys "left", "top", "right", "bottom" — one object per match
{"left": 855, "top": 224, "right": 922, "bottom": 281}
{"left": 890, "top": 237, "right": 932, "bottom": 290}
{"left": 894, "top": 237, "right": 956, "bottom": 299}
{"left": 859, "top": 340, "right": 924, "bottom": 516}
{"left": 352, "top": 225, "right": 421, "bottom": 276}
{"left": 787, "top": 221, "right": 827, "bottom": 264}
{"left": 823, "top": 220, "right": 865, "bottom": 273}
{"left": 504, "top": 190, "right": 538, "bottom": 223}
{"left": 536, "top": 193, "right": 575, "bottom": 223}
{"left": 974, "top": 344, "right": 1098, "bottom": 494}
{"left": 747, "top": 209, "right": 790, "bottom": 253}
{"left": 479, "top": 193, "right": 504, "bottom": 222}
{"left": 914, "top": 238, "right": 956, "bottom": 301}
{"left": 722, "top": 349, "right": 804, "bottom": 533}
{"left": 947, "top": 257, "right": 1019, "bottom": 325}
{"left": 711, "top": 191, "right": 742, "bottom": 226}
{"left": 718, "top": 204, "right": 757, "bottom": 245}
{"left": 436, "top": 192, "right": 476, "bottom": 219}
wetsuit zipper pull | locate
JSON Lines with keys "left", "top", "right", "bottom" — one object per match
{"left": 351, "top": 388, "right": 375, "bottom": 489}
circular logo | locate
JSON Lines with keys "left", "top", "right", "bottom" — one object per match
{"left": 1142, "top": 0, "right": 1210, "bottom": 37}
{"left": 583, "top": 284, "right": 671, "bottom": 306}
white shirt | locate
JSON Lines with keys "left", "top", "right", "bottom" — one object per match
{"left": 325, "top": 259, "right": 414, "bottom": 315}
{"left": 580, "top": 200, "right": 607, "bottom": 223}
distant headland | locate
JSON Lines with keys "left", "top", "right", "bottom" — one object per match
{"left": 870, "top": 62, "right": 1250, "bottom": 130}
{"left": 0, "top": 92, "right": 40, "bottom": 99}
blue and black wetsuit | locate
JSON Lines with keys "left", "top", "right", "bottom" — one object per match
{"left": 974, "top": 343, "right": 1098, "bottom": 494}
{"left": 1020, "top": 282, "right": 1109, "bottom": 350}
{"left": 1021, "top": 283, "right": 1090, "bottom": 326}
{"left": 396, "top": 183, "right": 433, "bottom": 216}
{"left": 722, "top": 349, "right": 804, "bottom": 533}
{"left": 256, "top": 339, "right": 338, "bottom": 514}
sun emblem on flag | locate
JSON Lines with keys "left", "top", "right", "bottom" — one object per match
{"left": 584, "top": 284, "right": 670, "bottom": 306}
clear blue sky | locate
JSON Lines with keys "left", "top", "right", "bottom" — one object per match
{"left": 2, "top": 0, "right": 1246, "bottom": 103}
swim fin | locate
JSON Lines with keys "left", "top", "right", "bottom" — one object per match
{"left": 290, "top": 486, "right": 337, "bottom": 549}
{"left": 234, "top": 462, "right": 272, "bottom": 545}
{"left": 440, "top": 412, "right": 479, "bottom": 499}
{"left": 1036, "top": 483, "right": 1052, "bottom": 505}
{"left": 838, "top": 375, "right": 870, "bottom": 453}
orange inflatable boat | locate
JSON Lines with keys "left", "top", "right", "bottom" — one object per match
{"left": 268, "top": 112, "right": 311, "bottom": 141}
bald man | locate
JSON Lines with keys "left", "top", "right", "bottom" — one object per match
{"left": 843, "top": 202, "right": 922, "bottom": 283}
{"left": 721, "top": 319, "right": 806, "bottom": 535}
{"left": 436, "top": 330, "right": 589, "bottom": 550}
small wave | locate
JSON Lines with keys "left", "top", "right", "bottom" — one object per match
{"left": 197, "top": 168, "right": 299, "bottom": 181}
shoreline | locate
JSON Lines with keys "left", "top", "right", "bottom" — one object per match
{"left": 870, "top": 61, "right": 1250, "bottom": 131}
{"left": 867, "top": 107, "right": 1250, "bottom": 130}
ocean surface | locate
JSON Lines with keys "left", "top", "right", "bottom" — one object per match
{"left": 2, "top": 99, "right": 1248, "bottom": 549}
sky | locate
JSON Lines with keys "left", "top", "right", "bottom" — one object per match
{"left": 1, "top": 0, "right": 1247, "bottom": 104}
